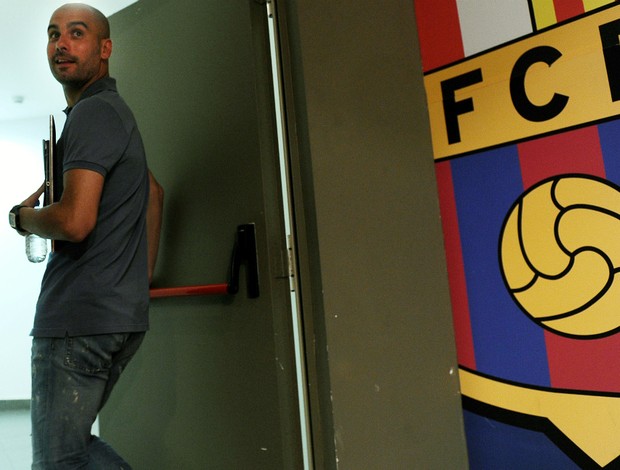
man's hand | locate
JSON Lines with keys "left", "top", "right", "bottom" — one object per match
{"left": 20, "top": 183, "right": 46, "bottom": 208}
{"left": 9, "top": 183, "right": 46, "bottom": 237}
{"left": 147, "top": 170, "right": 164, "bottom": 284}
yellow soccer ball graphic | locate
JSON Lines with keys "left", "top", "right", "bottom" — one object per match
{"left": 500, "top": 175, "right": 620, "bottom": 338}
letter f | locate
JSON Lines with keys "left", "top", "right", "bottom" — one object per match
{"left": 441, "top": 69, "right": 483, "bottom": 145}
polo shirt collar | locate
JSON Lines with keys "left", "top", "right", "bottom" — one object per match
{"left": 64, "top": 76, "right": 117, "bottom": 115}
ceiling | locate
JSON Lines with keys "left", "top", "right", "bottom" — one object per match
{"left": 0, "top": 0, "right": 137, "bottom": 122}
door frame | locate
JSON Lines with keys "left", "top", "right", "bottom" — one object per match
{"left": 266, "top": 1, "right": 337, "bottom": 468}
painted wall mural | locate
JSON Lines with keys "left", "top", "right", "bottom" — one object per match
{"left": 413, "top": 1, "right": 620, "bottom": 468}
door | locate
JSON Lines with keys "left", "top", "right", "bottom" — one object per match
{"left": 99, "top": 1, "right": 304, "bottom": 468}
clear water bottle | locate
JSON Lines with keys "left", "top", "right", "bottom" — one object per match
{"left": 26, "top": 234, "right": 47, "bottom": 263}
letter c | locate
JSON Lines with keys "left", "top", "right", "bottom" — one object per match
{"left": 510, "top": 46, "right": 569, "bottom": 122}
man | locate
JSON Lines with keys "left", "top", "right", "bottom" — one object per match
{"left": 8, "top": 3, "right": 163, "bottom": 468}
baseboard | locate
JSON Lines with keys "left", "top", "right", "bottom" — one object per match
{"left": 0, "top": 400, "right": 30, "bottom": 411}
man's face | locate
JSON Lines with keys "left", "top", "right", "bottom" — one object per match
{"left": 47, "top": 6, "right": 111, "bottom": 89}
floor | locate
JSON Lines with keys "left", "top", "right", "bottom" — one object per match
{"left": 0, "top": 407, "right": 31, "bottom": 469}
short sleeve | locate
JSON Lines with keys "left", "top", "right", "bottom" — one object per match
{"left": 62, "top": 97, "right": 129, "bottom": 177}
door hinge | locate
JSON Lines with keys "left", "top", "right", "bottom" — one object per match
{"left": 277, "top": 234, "right": 296, "bottom": 291}
{"left": 286, "top": 234, "right": 296, "bottom": 292}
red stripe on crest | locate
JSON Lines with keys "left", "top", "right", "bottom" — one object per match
{"left": 414, "top": 0, "right": 465, "bottom": 72}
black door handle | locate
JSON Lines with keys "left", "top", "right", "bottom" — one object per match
{"left": 150, "top": 223, "right": 259, "bottom": 299}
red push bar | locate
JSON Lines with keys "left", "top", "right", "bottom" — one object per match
{"left": 149, "top": 224, "right": 259, "bottom": 300}
{"left": 150, "top": 283, "right": 230, "bottom": 298}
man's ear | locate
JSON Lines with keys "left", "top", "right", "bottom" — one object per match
{"left": 101, "top": 38, "right": 112, "bottom": 60}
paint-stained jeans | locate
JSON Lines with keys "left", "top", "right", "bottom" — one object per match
{"left": 31, "top": 333, "right": 145, "bottom": 469}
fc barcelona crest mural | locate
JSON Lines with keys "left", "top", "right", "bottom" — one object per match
{"left": 414, "top": 1, "right": 620, "bottom": 468}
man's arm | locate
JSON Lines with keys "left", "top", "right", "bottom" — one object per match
{"left": 19, "top": 169, "right": 104, "bottom": 243}
{"left": 147, "top": 170, "right": 164, "bottom": 284}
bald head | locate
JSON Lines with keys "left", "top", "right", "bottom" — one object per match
{"left": 52, "top": 3, "right": 110, "bottom": 40}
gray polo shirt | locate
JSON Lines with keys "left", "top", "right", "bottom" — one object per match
{"left": 32, "top": 77, "right": 150, "bottom": 337}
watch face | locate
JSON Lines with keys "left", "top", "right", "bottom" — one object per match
{"left": 8, "top": 212, "right": 16, "bottom": 228}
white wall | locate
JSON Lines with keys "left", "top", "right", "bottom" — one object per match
{"left": 0, "top": 115, "right": 63, "bottom": 400}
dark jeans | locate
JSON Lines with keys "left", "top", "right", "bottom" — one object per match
{"left": 31, "top": 333, "right": 145, "bottom": 469}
